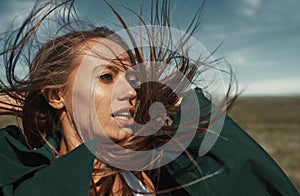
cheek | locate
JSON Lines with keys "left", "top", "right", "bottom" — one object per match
{"left": 94, "top": 85, "right": 113, "bottom": 120}
{"left": 94, "top": 86, "right": 121, "bottom": 139}
{"left": 93, "top": 84, "right": 132, "bottom": 140}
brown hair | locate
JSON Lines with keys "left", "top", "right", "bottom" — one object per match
{"left": 0, "top": 0, "right": 238, "bottom": 195}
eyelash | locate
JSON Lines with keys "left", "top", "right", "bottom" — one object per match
{"left": 99, "top": 73, "right": 113, "bottom": 82}
{"left": 98, "top": 72, "right": 138, "bottom": 86}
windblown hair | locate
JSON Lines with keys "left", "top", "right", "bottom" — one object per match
{"left": 0, "top": 0, "right": 237, "bottom": 195}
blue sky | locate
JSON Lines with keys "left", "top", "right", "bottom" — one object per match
{"left": 1, "top": 0, "right": 299, "bottom": 96}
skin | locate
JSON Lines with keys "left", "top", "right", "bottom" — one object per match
{"left": 46, "top": 38, "right": 137, "bottom": 153}
{"left": 44, "top": 37, "right": 154, "bottom": 194}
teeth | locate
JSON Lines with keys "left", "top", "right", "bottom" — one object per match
{"left": 115, "top": 116, "right": 129, "bottom": 120}
{"left": 113, "top": 112, "right": 131, "bottom": 120}
{"left": 117, "top": 112, "right": 130, "bottom": 116}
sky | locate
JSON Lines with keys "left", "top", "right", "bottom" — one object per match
{"left": 0, "top": 0, "right": 299, "bottom": 96}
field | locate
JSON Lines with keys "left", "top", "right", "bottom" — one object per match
{"left": 229, "top": 96, "right": 300, "bottom": 192}
{"left": 0, "top": 97, "right": 299, "bottom": 192}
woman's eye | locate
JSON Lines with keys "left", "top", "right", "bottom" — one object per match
{"left": 99, "top": 73, "right": 113, "bottom": 82}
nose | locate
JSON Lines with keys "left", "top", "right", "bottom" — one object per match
{"left": 116, "top": 75, "right": 137, "bottom": 105}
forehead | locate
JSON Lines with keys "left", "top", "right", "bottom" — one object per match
{"left": 81, "top": 38, "right": 132, "bottom": 70}
{"left": 68, "top": 38, "right": 134, "bottom": 91}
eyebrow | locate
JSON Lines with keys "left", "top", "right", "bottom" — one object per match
{"left": 92, "top": 55, "right": 133, "bottom": 74}
{"left": 108, "top": 58, "right": 132, "bottom": 71}
{"left": 104, "top": 64, "right": 121, "bottom": 73}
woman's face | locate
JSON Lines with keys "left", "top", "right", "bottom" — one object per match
{"left": 66, "top": 38, "right": 137, "bottom": 142}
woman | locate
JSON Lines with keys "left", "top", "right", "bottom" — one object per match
{"left": 0, "top": 0, "right": 298, "bottom": 195}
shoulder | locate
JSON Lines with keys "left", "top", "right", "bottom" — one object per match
{"left": 0, "top": 125, "right": 47, "bottom": 193}
{"left": 0, "top": 124, "right": 53, "bottom": 166}
{"left": 0, "top": 125, "right": 24, "bottom": 143}
{"left": 0, "top": 125, "right": 27, "bottom": 155}
{"left": 165, "top": 91, "right": 299, "bottom": 195}
{"left": 165, "top": 115, "right": 299, "bottom": 195}
{"left": 0, "top": 125, "right": 95, "bottom": 195}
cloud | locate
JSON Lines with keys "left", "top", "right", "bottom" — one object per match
{"left": 0, "top": 0, "right": 36, "bottom": 31}
{"left": 239, "top": 0, "right": 262, "bottom": 18}
{"left": 244, "top": 0, "right": 262, "bottom": 8}
{"left": 240, "top": 78, "right": 300, "bottom": 96}
{"left": 225, "top": 48, "right": 276, "bottom": 70}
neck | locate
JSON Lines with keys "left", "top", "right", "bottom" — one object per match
{"left": 57, "top": 111, "right": 155, "bottom": 195}
{"left": 57, "top": 110, "right": 82, "bottom": 156}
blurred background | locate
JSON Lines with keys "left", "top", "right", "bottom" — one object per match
{"left": 0, "top": 0, "right": 299, "bottom": 192}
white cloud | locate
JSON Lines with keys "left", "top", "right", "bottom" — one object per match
{"left": 225, "top": 49, "right": 274, "bottom": 69}
{"left": 239, "top": 8, "right": 256, "bottom": 18}
{"left": 239, "top": 0, "right": 262, "bottom": 18}
{"left": 240, "top": 78, "right": 300, "bottom": 96}
{"left": 244, "top": 0, "right": 262, "bottom": 8}
{"left": 222, "top": 48, "right": 300, "bottom": 96}
{"left": 226, "top": 54, "right": 248, "bottom": 68}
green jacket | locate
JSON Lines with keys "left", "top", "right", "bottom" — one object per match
{"left": 0, "top": 93, "right": 298, "bottom": 195}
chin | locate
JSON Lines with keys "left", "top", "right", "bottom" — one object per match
{"left": 112, "top": 128, "right": 134, "bottom": 141}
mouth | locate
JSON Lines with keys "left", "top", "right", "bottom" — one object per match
{"left": 112, "top": 107, "right": 135, "bottom": 127}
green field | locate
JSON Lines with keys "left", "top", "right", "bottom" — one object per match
{"left": 229, "top": 96, "right": 300, "bottom": 192}
{"left": 1, "top": 97, "right": 299, "bottom": 192}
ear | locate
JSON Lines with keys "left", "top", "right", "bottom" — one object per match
{"left": 41, "top": 88, "right": 65, "bottom": 110}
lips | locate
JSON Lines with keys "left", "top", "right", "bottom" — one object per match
{"left": 112, "top": 107, "right": 135, "bottom": 127}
